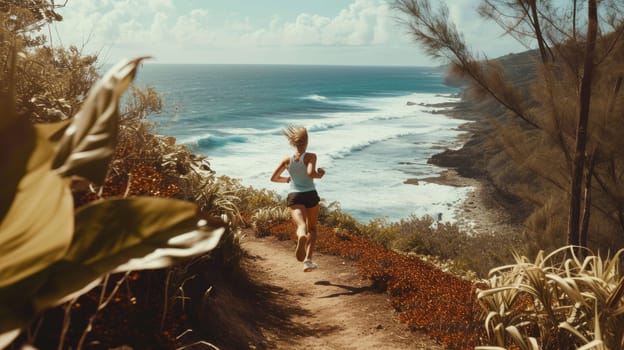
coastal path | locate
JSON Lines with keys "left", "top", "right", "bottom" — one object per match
{"left": 239, "top": 234, "right": 443, "bottom": 350}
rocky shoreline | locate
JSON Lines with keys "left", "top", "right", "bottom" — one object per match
{"left": 408, "top": 100, "right": 525, "bottom": 236}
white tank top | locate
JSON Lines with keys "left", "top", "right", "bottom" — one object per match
{"left": 288, "top": 152, "right": 316, "bottom": 192}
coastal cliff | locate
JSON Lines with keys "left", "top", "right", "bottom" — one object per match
{"left": 426, "top": 100, "right": 532, "bottom": 233}
{"left": 426, "top": 51, "right": 543, "bottom": 230}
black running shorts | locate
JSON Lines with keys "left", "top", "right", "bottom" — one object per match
{"left": 286, "top": 190, "right": 320, "bottom": 208}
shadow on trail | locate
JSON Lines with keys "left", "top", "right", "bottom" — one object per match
{"left": 314, "top": 280, "right": 376, "bottom": 298}
{"left": 190, "top": 251, "right": 341, "bottom": 349}
{"left": 254, "top": 280, "right": 341, "bottom": 339}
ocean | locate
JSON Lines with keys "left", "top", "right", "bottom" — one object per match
{"left": 134, "top": 64, "right": 473, "bottom": 223}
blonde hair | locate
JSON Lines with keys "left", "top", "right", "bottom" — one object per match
{"left": 283, "top": 125, "right": 308, "bottom": 149}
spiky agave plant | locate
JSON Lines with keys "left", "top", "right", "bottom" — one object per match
{"left": 0, "top": 54, "right": 225, "bottom": 347}
{"left": 476, "top": 246, "right": 624, "bottom": 350}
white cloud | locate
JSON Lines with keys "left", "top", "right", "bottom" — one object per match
{"left": 94, "top": 0, "right": 405, "bottom": 52}
{"left": 149, "top": 12, "right": 170, "bottom": 42}
{"left": 58, "top": 0, "right": 522, "bottom": 65}
{"left": 140, "top": 0, "right": 402, "bottom": 50}
{"left": 172, "top": 9, "right": 211, "bottom": 43}
{"left": 281, "top": 14, "right": 325, "bottom": 45}
{"left": 271, "top": 0, "right": 400, "bottom": 47}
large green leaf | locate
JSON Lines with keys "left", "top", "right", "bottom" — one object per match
{"left": 0, "top": 196, "right": 225, "bottom": 335}
{"left": 1, "top": 57, "right": 148, "bottom": 286}
{"left": 0, "top": 124, "right": 74, "bottom": 288}
{"left": 52, "top": 57, "right": 148, "bottom": 185}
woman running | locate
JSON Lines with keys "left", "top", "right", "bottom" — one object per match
{"left": 270, "top": 126, "right": 325, "bottom": 272}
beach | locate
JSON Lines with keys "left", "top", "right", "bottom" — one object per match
{"left": 417, "top": 167, "right": 522, "bottom": 235}
{"left": 415, "top": 101, "right": 524, "bottom": 237}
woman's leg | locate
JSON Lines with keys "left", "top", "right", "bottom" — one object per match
{"left": 305, "top": 204, "right": 320, "bottom": 261}
{"left": 289, "top": 204, "right": 308, "bottom": 261}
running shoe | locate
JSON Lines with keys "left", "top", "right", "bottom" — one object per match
{"left": 303, "top": 260, "right": 318, "bottom": 272}
{"left": 295, "top": 234, "right": 307, "bottom": 262}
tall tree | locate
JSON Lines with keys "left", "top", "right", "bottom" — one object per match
{"left": 568, "top": 0, "right": 597, "bottom": 246}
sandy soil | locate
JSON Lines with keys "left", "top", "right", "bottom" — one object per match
{"left": 239, "top": 234, "right": 444, "bottom": 350}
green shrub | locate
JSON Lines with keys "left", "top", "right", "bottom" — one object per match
{"left": 251, "top": 206, "right": 291, "bottom": 237}
{"left": 357, "top": 214, "right": 525, "bottom": 278}
{"left": 319, "top": 200, "right": 362, "bottom": 234}
{"left": 360, "top": 217, "right": 400, "bottom": 248}
{"left": 202, "top": 176, "right": 284, "bottom": 226}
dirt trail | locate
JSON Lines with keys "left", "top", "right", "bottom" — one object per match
{"left": 239, "top": 234, "right": 443, "bottom": 350}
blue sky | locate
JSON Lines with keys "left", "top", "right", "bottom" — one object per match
{"left": 52, "top": 0, "right": 528, "bottom": 66}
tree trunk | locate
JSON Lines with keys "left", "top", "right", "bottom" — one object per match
{"left": 568, "top": 0, "right": 597, "bottom": 247}
{"left": 580, "top": 149, "right": 597, "bottom": 249}
{"left": 572, "top": 0, "right": 577, "bottom": 41}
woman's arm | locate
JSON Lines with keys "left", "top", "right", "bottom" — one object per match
{"left": 306, "top": 153, "right": 325, "bottom": 179}
{"left": 270, "top": 157, "right": 291, "bottom": 183}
